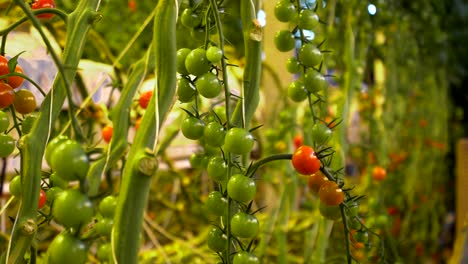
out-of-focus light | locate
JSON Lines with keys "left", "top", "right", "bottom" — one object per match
{"left": 368, "top": 4, "right": 377, "bottom": 15}
{"left": 257, "top": 10, "right": 266, "bottom": 27}
{"left": 303, "top": 30, "right": 315, "bottom": 40}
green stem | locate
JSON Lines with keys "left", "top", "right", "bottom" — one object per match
{"left": 339, "top": 204, "right": 352, "bottom": 264}
{"left": 247, "top": 153, "right": 292, "bottom": 177}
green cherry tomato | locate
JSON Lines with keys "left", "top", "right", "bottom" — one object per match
{"left": 196, "top": 72, "right": 222, "bottom": 99}
{"left": 227, "top": 174, "right": 256, "bottom": 203}
{"left": 45, "top": 135, "right": 69, "bottom": 168}
{"left": 311, "top": 123, "right": 332, "bottom": 145}
{"left": 213, "top": 106, "right": 227, "bottom": 124}
{"left": 207, "top": 156, "right": 228, "bottom": 182}
{"left": 48, "top": 232, "right": 87, "bottom": 264}
{"left": 0, "top": 111, "right": 9, "bottom": 132}
{"left": 49, "top": 172, "right": 68, "bottom": 189}
{"left": 304, "top": 69, "right": 328, "bottom": 93}
{"left": 0, "top": 134, "right": 15, "bottom": 157}
{"left": 206, "top": 46, "right": 223, "bottom": 63}
{"left": 9, "top": 175, "right": 22, "bottom": 197}
{"left": 298, "top": 43, "right": 322, "bottom": 67}
{"left": 50, "top": 140, "right": 89, "bottom": 181}
{"left": 52, "top": 189, "right": 94, "bottom": 228}
{"left": 189, "top": 153, "right": 209, "bottom": 169}
{"left": 204, "top": 122, "right": 225, "bottom": 147}
{"left": 21, "top": 112, "right": 38, "bottom": 134}
{"left": 185, "top": 48, "right": 211, "bottom": 76}
{"left": 181, "top": 116, "right": 205, "bottom": 140}
{"left": 99, "top": 195, "right": 118, "bottom": 218}
{"left": 95, "top": 217, "right": 113, "bottom": 236}
{"left": 176, "top": 48, "right": 192, "bottom": 75}
{"left": 177, "top": 78, "right": 196, "bottom": 102}
{"left": 287, "top": 80, "right": 308, "bottom": 102}
{"left": 97, "top": 243, "right": 111, "bottom": 261}
{"left": 274, "top": 1, "right": 296, "bottom": 22}
{"left": 231, "top": 212, "right": 259, "bottom": 238}
{"left": 207, "top": 227, "right": 227, "bottom": 252}
{"left": 223, "top": 128, "right": 255, "bottom": 155}
{"left": 319, "top": 202, "right": 341, "bottom": 221}
{"left": 181, "top": 9, "right": 201, "bottom": 28}
{"left": 274, "top": 30, "right": 295, "bottom": 52}
{"left": 46, "top": 186, "right": 63, "bottom": 204}
{"left": 205, "top": 191, "right": 228, "bottom": 216}
{"left": 233, "top": 251, "right": 260, "bottom": 264}
{"left": 298, "top": 9, "right": 320, "bottom": 30}
{"left": 286, "top": 57, "right": 301, "bottom": 73}
{"left": 13, "top": 89, "right": 37, "bottom": 114}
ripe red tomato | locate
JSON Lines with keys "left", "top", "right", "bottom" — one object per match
{"left": 307, "top": 171, "right": 328, "bottom": 194}
{"left": 31, "top": 0, "right": 56, "bottom": 19}
{"left": 38, "top": 189, "right": 47, "bottom": 209}
{"left": 101, "top": 125, "right": 113, "bottom": 143}
{"left": 7, "top": 65, "right": 24, "bottom": 88}
{"left": 318, "top": 181, "right": 344, "bottom": 206}
{"left": 293, "top": 134, "right": 303, "bottom": 149}
{"left": 372, "top": 166, "right": 387, "bottom": 181}
{"left": 138, "top": 90, "right": 152, "bottom": 109}
{"left": 291, "top": 145, "right": 321, "bottom": 175}
{"left": 0, "top": 82, "right": 14, "bottom": 109}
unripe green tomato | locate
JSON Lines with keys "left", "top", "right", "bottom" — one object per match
{"left": 45, "top": 135, "right": 69, "bottom": 168}
{"left": 354, "top": 230, "right": 369, "bottom": 243}
{"left": 95, "top": 217, "right": 113, "bottom": 236}
{"left": 185, "top": 48, "right": 211, "bottom": 76}
{"left": 223, "top": 128, "right": 255, "bottom": 155}
{"left": 274, "top": 1, "right": 296, "bottom": 22}
{"left": 206, "top": 46, "right": 223, "bottom": 63}
{"left": 49, "top": 172, "right": 68, "bottom": 189}
{"left": 205, "top": 191, "right": 228, "bottom": 216}
{"left": 204, "top": 122, "right": 225, "bottom": 147}
{"left": 189, "top": 153, "right": 209, "bottom": 169}
{"left": 311, "top": 123, "right": 332, "bottom": 145}
{"left": 181, "top": 116, "right": 205, "bottom": 140}
{"left": 207, "top": 227, "right": 227, "bottom": 252}
{"left": 0, "top": 134, "right": 15, "bottom": 157}
{"left": 213, "top": 106, "right": 227, "bottom": 124}
{"left": 176, "top": 48, "right": 192, "bottom": 75}
{"left": 287, "top": 80, "right": 308, "bottom": 102}
{"left": 47, "top": 232, "right": 87, "bottom": 264}
{"left": 9, "top": 175, "right": 22, "bottom": 197}
{"left": 0, "top": 111, "right": 9, "bottom": 132}
{"left": 274, "top": 30, "right": 295, "bottom": 52}
{"left": 227, "top": 174, "right": 256, "bottom": 203}
{"left": 286, "top": 57, "right": 301, "bottom": 73}
{"left": 99, "top": 195, "right": 118, "bottom": 218}
{"left": 304, "top": 69, "right": 328, "bottom": 93}
{"left": 177, "top": 78, "right": 196, "bottom": 102}
{"left": 231, "top": 212, "right": 259, "bottom": 238}
{"left": 52, "top": 189, "right": 94, "bottom": 228}
{"left": 50, "top": 140, "right": 89, "bottom": 181}
{"left": 233, "top": 251, "right": 260, "bottom": 264}
{"left": 207, "top": 156, "right": 228, "bottom": 182}
{"left": 196, "top": 72, "right": 222, "bottom": 98}
{"left": 46, "top": 187, "right": 63, "bottom": 204}
{"left": 298, "top": 9, "right": 320, "bottom": 30}
{"left": 181, "top": 9, "right": 201, "bottom": 28}
{"left": 97, "top": 243, "right": 111, "bottom": 261}
{"left": 319, "top": 202, "right": 341, "bottom": 221}
{"left": 21, "top": 112, "right": 38, "bottom": 134}
{"left": 298, "top": 43, "right": 322, "bottom": 67}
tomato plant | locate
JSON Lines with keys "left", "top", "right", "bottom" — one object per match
{"left": 99, "top": 195, "right": 118, "bottom": 218}
{"left": 298, "top": 43, "right": 322, "bottom": 67}
{"left": 207, "top": 227, "right": 227, "bottom": 253}
{"left": 207, "top": 156, "right": 227, "bottom": 182}
{"left": 291, "top": 145, "right": 321, "bottom": 175}
{"left": 203, "top": 121, "right": 225, "bottom": 147}
{"left": 177, "top": 78, "right": 195, "bottom": 102}
{"left": 287, "top": 80, "right": 308, "bottom": 102}
{"left": 206, "top": 46, "right": 223, "bottom": 63}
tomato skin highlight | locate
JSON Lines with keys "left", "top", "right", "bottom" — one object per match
{"left": 291, "top": 145, "right": 321, "bottom": 175}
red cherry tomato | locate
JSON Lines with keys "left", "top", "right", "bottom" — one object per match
{"left": 38, "top": 189, "right": 47, "bottom": 209}
{"left": 0, "top": 82, "right": 14, "bottom": 109}
{"left": 291, "top": 145, "right": 321, "bottom": 175}
{"left": 0, "top": 56, "right": 8, "bottom": 77}
{"left": 293, "top": 134, "right": 303, "bottom": 149}
{"left": 372, "top": 166, "right": 387, "bottom": 181}
{"left": 31, "top": 0, "right": 56, "bottom": 19}
{"left": 101, "top": 125, "right": 113, "bottom": 143}
{"left": 8, "top": 65, "right": 25, "bottom": 88}
{"left": 138, "top": 90, "right": 152, "bottom": 109}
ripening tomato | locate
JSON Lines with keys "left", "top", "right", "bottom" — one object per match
{"left": 38, "top": 189, "right": 47, "bottom": 209}
{"left": 101, "top": 125, "right": 113, "bottom": 143}
{"left": 318, "top": 181, "right": 344, "bottom": 206}
{"left": 0, "top": 82, "right": 14, "bottom": 109}
{"left": 307, "top": 171, "right": 328, "bottom": 193}
{"left": 291, "top": 145, "right": 321, "bottom": 175}
{"left": 319, "top": 201, "right": 341, "bottom": 220}
{"left": 13, "top": 89, "right": 37, "bottom": 114}
{"left": 372, "top": 166, "right": 387, "bottom": 181}
{"left": 138, "top": 90, "right": 152, "bottom": 109}
{"left": 31, "top": 0, "right": 56, "bottom": 19}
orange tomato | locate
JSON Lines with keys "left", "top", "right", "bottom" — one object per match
{"left": 307, "top": 171, "right": 328, "bottom": 194}
{"left": 318, "top": 181, "right": 344, "bottom": 206}
{"left": 101, "top": 125, "right": 113, "bottom": 143}
{"left": 372, "top": 166, "right": 386, "bottom": 181}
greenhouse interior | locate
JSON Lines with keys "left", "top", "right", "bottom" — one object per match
{"left": 0, "top": 0, "right": 467, "bottom": 263}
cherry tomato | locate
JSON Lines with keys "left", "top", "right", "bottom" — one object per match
{"left": 13, "top": 89, "right": 36, "bottom": 114}
{"left": 274, "top": 1, "right": 296, "bottom": 22}
{"left": 0, "top": 82, "right": 14, "bottom": 109}
{"left": 181, "top": 9, "right": 201, "bottom": 28}
{"left": 46, "top": 186, "right": 63, "bottom": 204}
{"left": 0, "top": 111, "right": 9, "bottom": 132}
{"left": 189, "top": 152, "right": 209, "bottom": 169}
{"left": 95, "top": 217, "right": 113, "bottom": 236}
{"left": 185, "top": 48, "right": 211, "bottom": 76}
{"left": 204, "top": 122, "right": 225, "bottom": 147}
{"left": 50, "top": 139, "right": 89, "bottom": 181}
{"left": 318, "top": 181, "right": 344, "bottom": 206}
{"left": 138, "top": 90, "right": 152, "bottom": 109}
{"left": 181, "top": 116, "right": 205, "bottom": 140}
{"left": 372, "top": 166, "right": 387, "bottom": 181}
{"left": 128, "top": 0, "right": 136, "bottom": 12}
{"left": 9, "top": 175, "right": 22, "bottom": 197}
{"left": 97, "top": 243, "right": 111, "bottom": 261}
{"left": 205, "top": 191, "right": 228, "bottom": 216}
{"left": 311, "top": 123, "right": 332, "bottom": 145}
{"left": 207, "top": 156, "right": 227, "bottom": 182}
{"left": 101, "top": 125, "right": 113, "bottom": 143}
{"left": 37, "top": 189, "right": 47, "bottom": 209}
{"left": 298, "top": 43, "right": 322, "bottom": 67}
{"left": 354, "top": 230, "right": 369, "bottom": 244}
{"left": 99, "top": 195, "right": 117, "bottom": 218}
{"left": 233, "top": 251, "right": 260, "bottom": 264}
{"left": 293, "top": 134, "right": 303, "bottom": 149}
{"left": 319, "top": 202, "right": 341, "bottom": 220}
{"left": 207, "top": 227, "right": 227, "bottom": 252}
{"left": 307, "top": 171, "right": 328, "bottom": 194}
{"left": 45, "top": 135, "right": 69, "bottom": 167}
{"left": 196, "top": 72, "right": 222, "bottom": 99}
{"left": 176, "top": 48, "right": 192, "bottom": 75}
{"left": 6, "top": 65, "right": 25, "bottom": 88}
{"left": 223, "top": 128, "right": 255, "bottom": 155}
{"left": 31, "top": 0, "right": 56, "bottom": 19}
{"left": 286, "top": 57, "right": 300, "bottom": 73}
{"left": 52, "top": 189, "right": 93, "bottom": 228}
{"left": 0, "top": 134, "right": 15, "bottom": 157}
{"left": 227, "top": 174, "right": 256, "bottom": 203}
{"left": 304, "top": 69, "right": 328, "bottom": 93}
{"left": 177, "top": 77, "right": 196, "bottom": 102}
{"left": 298, "top": 9, "right": 319, "bottom": 30}
{"left": 231, "top": 212, "right": 259, "bottom": 239}
{"left": 291, "top": 145, "right": 321, "bottom": 175}
{"left": 47, "top": 232, "right": 87, "bottom": 264}
{"left": 0, "top": 56, "right": 8, "bottom": 77}
{"left": 274, "top": 30, "right": 295, "bottom": 52}
{"left": 206, "top": 46, "right": 223, "bottom": 63}
{"left": 287, "top": 80, "right": 308, "bottom": 102}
